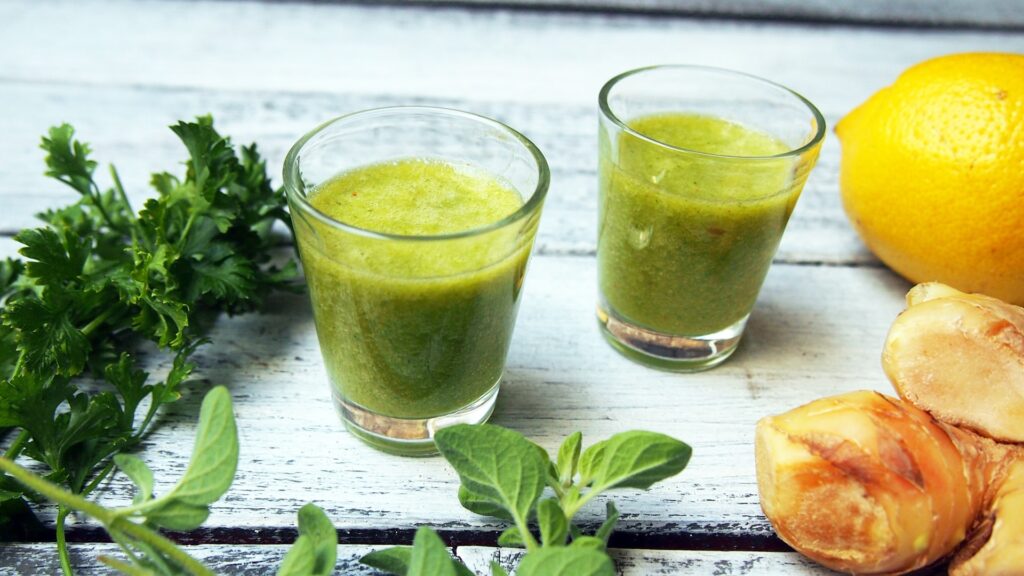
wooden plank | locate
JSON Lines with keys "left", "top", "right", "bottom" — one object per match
{"left": 0, "top": 80, "right": 867, "bottom": 264}
{"left": 0, "top": 543, "right": 385, "bottom": 575}
{"left": 0, "top": 234, "right": 914, "bottom": 541}
{"left": 459, "top": 546, "right": 834, "bottom": 575}
{"left": 0, "top": 543, "right": 841, "bottom": 575}
{"left": 3, "top": 6, "right": 1022, "bottom": 258}
{"left": 403, "top": 0, "right": 1024, "bottom": 29}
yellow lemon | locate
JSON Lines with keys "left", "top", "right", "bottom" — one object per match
{"left": 836, "top": 52, "right": 1024, "bottom": 305}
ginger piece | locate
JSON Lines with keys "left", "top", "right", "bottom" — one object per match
{"left": 883, "top": 282, "right": 1024, "bottom": 443}
{"left": 755, "top": 391, "right": 1006, "bottom": 575}
{"left": 951, "top": 453, "right": 1024, "bottom": 576}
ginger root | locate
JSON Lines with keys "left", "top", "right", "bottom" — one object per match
{"left": 952, "top": 456, "right": 1024, "bottom": 575}
{"left": 756, "top": 283, "right": 1024, "bottom": 575}
{"left": 884, "top": 283, "right": 1024, "bottom": 443}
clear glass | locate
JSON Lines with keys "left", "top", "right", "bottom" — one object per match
{"left": 284, "top": 107, "right": 548, "bottom": 455}
{"left": 597, "top": 66, "right": 825, "bottom": 371}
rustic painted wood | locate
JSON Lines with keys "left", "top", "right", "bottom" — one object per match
{"left": 0, "top": 2, "right": 984, "bottom": 573}
{"left": 0, "top": 234, "right": 912, "bottom": 550}
{"left": 0, "top": 543, "right": 844, "bottom": 575}
{"left": 408, "top": 0, "right": 1024, "bottom": 28}
{"left": 0, "top": 543, "right": 385, "bottom": 575}
{"left": 459, "top": 546, "right": 839, "bottom": 575}
{"left": 2, "top": 2, "right": 1023, "bottom": 260}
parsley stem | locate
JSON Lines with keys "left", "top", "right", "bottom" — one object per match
{"left": 11, "top": 349, "right": 26, "bottom": 379}
{"left": 3, "top": 430, "right": 28, "bottom": 460}
{"left": 81, "top": 307, "right": 118, "bottom": 337}
{"left": 177, "top": 211, "right": 199, "bottom": 252}
{"left": 81, "top": 460, "right": 115, "bottom": 498}
{"left": 109, "top": 165, "right": 143, "bottom": 249}
{"left": 56, "top": 505, "right": 73, "bottom": 576}
{"left": 88, "top": 181, "right": 128, "bottom": 239}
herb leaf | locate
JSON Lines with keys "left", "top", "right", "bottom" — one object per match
{"left": 457, "top": 485, "right": 514, "bottom": 522}
{"left": 434, "top": 424, "right": 547, "bottom": 534}
{"left": 498, "top": 527, "right": 526, "bottom": 548}
{"left": 164, "top": 386, "right": 238, "bottom": 506}
{"left": 515, "top": 547, "right": 616, "bottom": 576}
{"left": 297, "top": 503, "right": 337, "bottom": 575}
{"left": 145, "top": 499, "right": 211, "bottom": 531}
{"left": 537, "top": 498, "right": 568, "bottom": 547}
{"left": 113, "top": 454, "right": 154, "bottom": 504}
{"left": 277, "top": 536, "right": 316, "bottom": 576}
{"left": 578, "top": 431, "right": 691, "bottom": 491}
{"left": 556, "top": 431, "right": 581, "bottom": 488}
{"left": 408, "top": 526, "right": 458, "bottom": 576}
{"left": 594, "top": 502, "right": 619, "bottom": 546}
{"left": 360, "top": 547, "right": 412, "bottom": 575}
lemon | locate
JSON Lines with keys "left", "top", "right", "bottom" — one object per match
{"left": 836, "top": 52, "right": 1024, "bottom": 305}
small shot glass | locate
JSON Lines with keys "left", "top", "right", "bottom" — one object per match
{"left": 284, "top": 107, "right": 548, "bottom": 455}
{"left": 597, "top": 65, "right": 825, "bottom": 371}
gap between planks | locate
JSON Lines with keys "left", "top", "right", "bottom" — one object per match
{"left": 4, "top": 523, "right": 793, "bottom": 552}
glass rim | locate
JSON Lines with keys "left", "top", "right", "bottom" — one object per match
{"left": 598, "top": 64, "right": 827, "bottom": 161}
{"left": 283, "top": 106, "right": 550, "bottom": 242}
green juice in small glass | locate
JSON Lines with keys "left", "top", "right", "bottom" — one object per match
{"left": 598, "top": 113, "right": 798, "bottom": 341}
{"left": 297, "top": 159, "right": 528, "bottom": 422}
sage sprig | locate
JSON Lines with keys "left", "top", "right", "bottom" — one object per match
{"left": 364, "top": 424, "right": 692, "bottom": 576}
{"left": 0, "top": 386, "right": 336, "bottom": 576}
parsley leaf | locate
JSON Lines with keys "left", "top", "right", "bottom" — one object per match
{"left": 0, "top": 116, "right": 299, "bottom": 572}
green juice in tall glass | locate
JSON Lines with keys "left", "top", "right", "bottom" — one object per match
{"left": 297, "top": 159, "right": 529, "bottom": 427}
{"left": 598, "top": 113, "right": 799, "bottom": 356}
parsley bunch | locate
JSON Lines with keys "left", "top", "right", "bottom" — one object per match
{"left": 0, "top": 117, "right": 298, "bottom": 569}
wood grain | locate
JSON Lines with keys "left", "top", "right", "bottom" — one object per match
{"left": 3, "top": 2, "right": 1023, "bottom": 260}
{"left": 0, "top": 543, "right": 385, "bottom": 575}
{"left": 0, "top": 3, "right": 971, "bottom": 572}
{"left": 0, "top": 235, "right": 913, "bottom": 548}
{"left": 401, "top": 0, "right": 1024, "bottom": 29}
{"left": 0, "top": 543, "right": 838, "bottom": 575}
{"left": 459, "top": 546, "right": 833, "bottom": 575}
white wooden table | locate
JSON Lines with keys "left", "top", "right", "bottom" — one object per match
{"left": 1, "top": 1, "right": 1021, "bottom": 573}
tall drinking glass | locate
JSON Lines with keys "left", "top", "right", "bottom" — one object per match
{"left": 284, "top": 107, "right": 548, "bottom": 455}
{"left": 597, "top": 66, "right": 825, "bottom": 371}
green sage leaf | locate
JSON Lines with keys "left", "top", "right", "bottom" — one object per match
{"left": 435, "top": 424, "right": 547, "bottom": 525}
{"left": 408, "top": 526, "right": 457, "bottom": 576}
{"left": 537, "top": 498, "right": 567, "bottom": 547}
{"left": 145, "top": 500, "right": 210, "bottom": 531}
{"left": 458, "top": 486, "right": 514, "bottom": 522}
{"left": 490, "top": 562, "right": 510, "bottom": 576}
{"left": 277, "top": 535, "right": 315, "bottom": 576}
{"left": 360, "top": 547, "right": 410, "bottom": 575}
{"left": 578, "top": 431, "right": 690, "bottom": 491}
{"left": 168, "top": 386, "right": 238, "bottom": 506}
{"left": 114, "top": 454, "right": 154, "bottom": 505}
{"left": 515, "top": 546, "right": 615, "bottom": 576}
{"left": 569, "top": 536, "right": 606, "bottom": 551}
{"left": 497, "top": 527, "right": 525, "bottom": 548}
{"left": 297, "top": 503, "right": 337, "bottom": 575}
{"left": 556, "top": 432, "right": 582, "bottom": 486}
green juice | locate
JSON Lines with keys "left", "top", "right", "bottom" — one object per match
{"left": 296, "top": 159, "right": 529, "bottom": 419}
{"left": 598, "top": 113, "right": 798, "bottom": 336}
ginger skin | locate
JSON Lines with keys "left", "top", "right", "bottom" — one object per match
{"left": 884, "top": 283, "right": 1024, "bottom": 443}
{"left": 756, "top": 283, "right": 1024, "bottom": 575}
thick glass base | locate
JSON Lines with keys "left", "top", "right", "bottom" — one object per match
{"left": 333, "top": 382, "right": 499, "bottom": 456}
{"left": 597, "top": 305, "right": 747, "bottom": 372}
